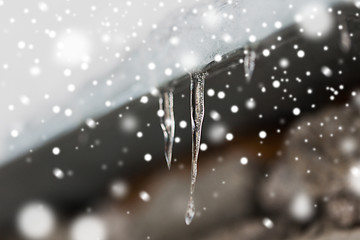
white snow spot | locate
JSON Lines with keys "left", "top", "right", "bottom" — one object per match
{"left": 157, "top": 109, "right": 165, "bottom": 118}
{"left": 355, "top": 1, "right": 360, "bottom": 9}
{"left": 52, "top": 106, "right": 61, "bottom": 114}
{"left": 148, "top": 62, "right": 156, "bottom": 70}
{"left": 289, "top": 192, "right": 314, "bottom": 222}
{"left": 179, "top": 120, "right": 187, "bottom": 128}
{"left": 340, "top": 137, "right": 357, "bottom": 155}
{"left": 225, "top": 133, "right": 234, "bottom": 141}
{"left": 139, "top": 191, "right": 151, "bottom": 202}
{"left": 52, "top": 147, "right": 60, "bottom": 155}
{"left": 86, "top": 118, "right": 96, "bottom": 129}
{"left": 120, "top": 115, "right": 138, "bottom": 133}
{"left": 297, "top": 50, "right": 305, "bottom": 58}
{"left": 67, "top": 84, "right": 76, "bottom": 92}
{"left": 240, "top": 157, "right": 248, "bottom": 165}
{"left": 279, "top": 58, "right": 290, "bottom": 68}
{"left": 111, "top": 180, "right": 128, "bottom": 199}
{"left": 17, "top": 41, "right": 26, "bottom": 49}
{"left": 207, "top": 89, "right": 215, "bottom": 97}
{"left": 200, "top": 143, "right": 208, "bottom": 151}
{"left": 249, "top": 35, "right": 257, "bottom": 43}
{"left": 56, "top": 31, "right": 91, "bottom": 65}
{"left": 11, "top": 129, "right": 19, "bottom": 138}
{"left": 295, "top": 3, "right": 334, "bottom": 38}
{"left": 64, "top": 68, "right": 72, "bottom": 77}
{"left": 321, "top": 66, "right": 332, "bottom": 77}
{"left": 274, "top": 21, "right": 282, "bottom": 29}
{"left": 53, "top": 168, "right": 64, "bottom": 179}
{"left": 262, "top": 218, "right": 274, "bottom": 229}
{"left": 169, "top": 37, "right": 179, "bottom": 45}
{"left": 262, "top": 49, "right": 270, "bottom": 57}
{"left": 214, "top": 54, "right": 222, "bottom": 62}
{"left": 38, "top": 2, "right": 49, "bottom": 12}
{"left": 29, "top": 66, "right": 41, "bottom": 76}
{"left": 64, "top": 108, "right": 73, "bottom": 117}
{"left": 259, "top": 131, "right": 267, "bottom": 139}
{"left": 20, "top": 95, "right": 31, "bottom": 106}
{"left": 347, "top": 163, "right": 360, "bottom": 196}
{"left": 208, "top": 123, "right": 227, "bottom": 144}
{"left": 272, "top": 80, "right": 281, "bottom": 88}
{"left": 293, "top": 107, "right": 301, "bottom": 116}
{"left": 217, "top": 91, "right": 226, "bottom": 99}
{"left": 144, "top": 153, "right": 152, "bottom": 162}
{"left": 140, "top": 96, "right": 149, "bottom": 104}
{"left": 245, "top": 98, "right": 256, "bottom": 110}
{"left": 164, "top": 68, "right": 173, "bottom": 76}
{"left": 17, "top": 202, "right": 55, "bottom": 239}
{"left": 231, "top": 105, "right": 239, "bottom": 113}
{"left": 70, "top": 215, "right": 107, "bottom": 240}
{"left": 210, "top": 110, "right": 221, "bottom": 121}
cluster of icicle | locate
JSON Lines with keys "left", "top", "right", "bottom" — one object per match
{"left": 157, "top": 48, "right": 257, "bottom": 225}
{"left": 156, "top": 15, "right": 353, "bottom": 224}
{"left": 158, "top": 72, "right": 206, "bottom": 225}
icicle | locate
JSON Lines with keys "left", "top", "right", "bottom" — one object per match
{"left": 185, "top": 72, "right": 206, "bottom": 225}
{"left": 244, "top": 46, "right": 256, "bottom": 82}
{"left": 340, "top": 20, "right": 351, "bottom": 53}
{"left": 185, "top": 195, "right": 195, "bottom": 225}
{"left": 159, "top": 88, "right": 175, "bottom": 170}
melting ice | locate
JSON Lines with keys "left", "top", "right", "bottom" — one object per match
{"left": 185, "top": 72, "right": 206, "bottom": 225}
{"left": 159, "top": 89, "right": 175, "bottom": 169}
{"left": 340, "top": 20, "right": 351, "bottom": 53}
{"left": 244, "top": 47, "right": 256, "bottom": 82}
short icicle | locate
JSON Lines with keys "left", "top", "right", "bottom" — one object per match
{"left": 244, "top": 46, "right": 256, "bottom": 82}
{"left": 159, "top": 88, "right": 175, "bottom": 170}
{"left": 185, "top": 72, "right": 206, "bottom": 225}
{"left": 340, "top": 19, "right": 351, "bottom": 53}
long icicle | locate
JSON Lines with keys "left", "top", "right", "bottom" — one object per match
{"left": 185, "top": 72, "right": 206, "bottom": 225}
{"left": 244, "top": 46, "right": 256, "bottom": 82}
{"left": 159, "top": 88, "right": 175, "bottom": 170}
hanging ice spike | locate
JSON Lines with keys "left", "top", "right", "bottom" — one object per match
{"left": 159, "top": 89, "right": 175, "bottom": 170}
{"left": 185, "top": 72, "right": 206, "bottom": 225}
{"left": 244, "top": 46, "right": 256, "bottom": 82}
{"left": 340, "top": 19, "right": 351, "bottom": 53}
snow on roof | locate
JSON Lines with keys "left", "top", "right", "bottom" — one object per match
{"left": 0, "top": 0, "right": 345, "bottom": 163}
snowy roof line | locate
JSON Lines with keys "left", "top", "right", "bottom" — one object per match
{"left": 2, "top": 0, "right": 345, "bottom": 163}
